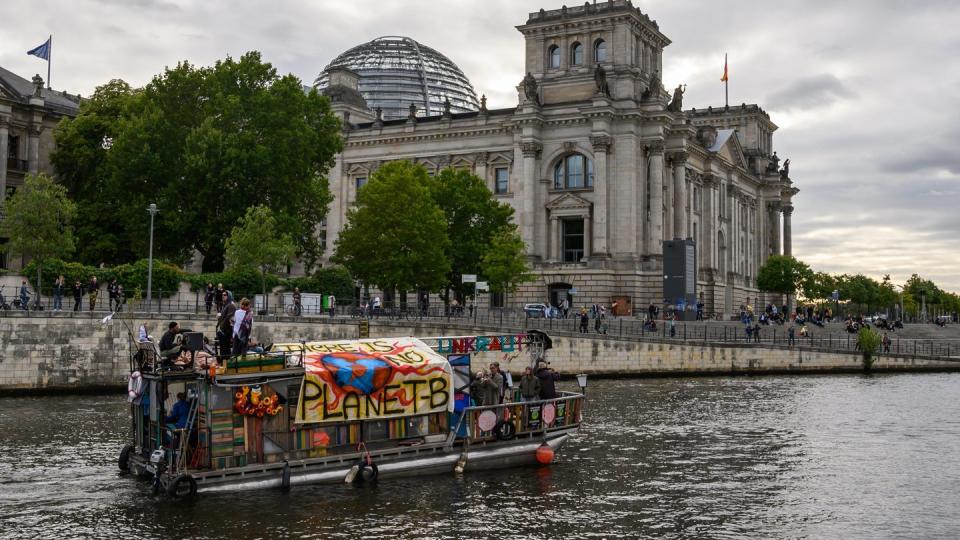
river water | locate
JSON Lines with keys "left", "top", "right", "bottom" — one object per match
{"left": 2, "top": 373, "right": 959, "bottom": 539}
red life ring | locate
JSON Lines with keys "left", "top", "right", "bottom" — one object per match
{"left": 127, "top": 371, "right": 144, "bottom": 401}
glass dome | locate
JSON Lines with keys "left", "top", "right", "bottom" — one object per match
{"left": 315, "top": 36, "right": 480, "bottom": 121}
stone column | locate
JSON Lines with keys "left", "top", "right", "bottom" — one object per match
{"left": 701, "top": 175, "right": 716, "bottom": 271}
{"left": 589, "top": 135, "right": 610, "bottom": 256}
{"left": 782, "top": 205, "right": 793, "bottom": 257}
{"left": 550, "top": 216, "right": 560, "bottom": 262}
{"left": 520, "top": 141, "right": 542, "bottom": 254}
{"left": 474, "top": 152, "right": 489, "bottom": 191}
{"left": 671, "top": 152, "right": 688, "bottom": 239}
{"left": 27, "top": 123, "right": 42, "bottom": 175}
{"left": 583, "top": 215, "right": 592, "bottom": 261}
{"left": 647, "top": 142, "right": 665, "bottom": 254}
{"left": 0, "top": 113, "right": 9, "bottom": 202}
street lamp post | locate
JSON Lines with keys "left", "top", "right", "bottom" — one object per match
{"left": 146, "top": 203, "right": 158, "bottom": 310}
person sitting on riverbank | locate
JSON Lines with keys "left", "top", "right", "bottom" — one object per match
{"left": 519, "top": 367, "right": 540, "bottom": 402}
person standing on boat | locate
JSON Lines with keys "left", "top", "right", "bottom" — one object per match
{"left": 232, "top": 298, "right": 253, "bottom": 357}
{"left": 72, "top": 280, "right": 83, "bottom": 312}
{"left": 216, "top": 291, "right": 237, "bottom": 358}
{"left": 488, "top": 362, "right": 505, "bottom": 403}
{"left": 87, "top": 275, "right": 99, "bottom": 311}
{"left": 470, "top": 371, "right": 500, "bottom": 407}
{"left": 536, "top": 362, "right": 559, "bottom": 400}
{"left": 519, "top": 367, "right": 541, "bottom": 402}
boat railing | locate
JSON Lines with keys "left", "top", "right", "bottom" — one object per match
{"left": 452, "top": 391, "right": 584, "bottom": 445}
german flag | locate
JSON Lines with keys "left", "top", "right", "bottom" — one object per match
{"left": 721, "top": 53, "right": 729, "bottom": 82}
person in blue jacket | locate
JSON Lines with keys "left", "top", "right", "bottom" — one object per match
{"left": 165, "top": 392, "right": 190, "bottom": 429}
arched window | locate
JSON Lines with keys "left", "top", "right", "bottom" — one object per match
{"left": 594, "top": 39, "right": 607, "bottom": 63}
{"left": 548, "top": 45, "right": 561, "bottom": 68}
{"left": 554, "top": 153, "right": 594, "bottom": 189}
{"left": 570, "top": 42, "right": 583, "bottom": 66}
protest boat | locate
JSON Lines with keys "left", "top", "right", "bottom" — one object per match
{"left": 121, "top": 331, "right": 584, "bottom": 497}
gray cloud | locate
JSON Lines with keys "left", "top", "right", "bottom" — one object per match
{"left": 765, "top": 74, "right": 856, "bottom": 112}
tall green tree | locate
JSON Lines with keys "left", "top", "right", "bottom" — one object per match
{"left": 480, "top": 226, "right": 533, "bottom": 294}
{"left": 224, "top": 205, "right": 296, "bottom": 305}
{"left": 0, "top": 174, "right": 77, "bottom": 306}
{"left": 332, "top": 161, "right": 451, "bottom": 293}
{"left": 52, "top": 52, "right": 342, "bottom": 271}
{"left": 757, "top": 255, "right": 812, "bottom": 297}
{"left": 426, "top": 168, "right": 515, "bottom": 301}
{"left": 51, "top": 79, "right": 139, "bottom": 265}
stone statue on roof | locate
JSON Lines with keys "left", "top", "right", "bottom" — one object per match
{"left": 594, "top": 65, "right": 610, "bottom": 97}
{"left": 522, "top": 72, "right": 540, "bottom": 106}
{"left": 780, "top": 158, "right": 790, "bottom": 179}
{"left": 667, "top": 84, "right": 685, "bottom": 112}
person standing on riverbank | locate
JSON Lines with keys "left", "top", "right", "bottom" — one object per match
{"left": 204, "top": 283, "right": 215, "bottom": 315}
{"left": 788, "top": 325, "right": 796, "bottom": 347}
{"left": 87, "top": 276, "right": 99, "bottom": 311}
{"left": 72, "top": 280, "right": 83, "bottom": 311}
{"left": 53, "top": 275, "right": 65, "bottom": 311}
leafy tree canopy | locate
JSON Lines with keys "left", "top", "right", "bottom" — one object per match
{"left": 480, "top": 226, "right": 533, "bottom": 294}
{"left": 332, "top": 161, "right": 451, "bottom": 292}
{"left": 0, "top": 173, "right": 77, "bottom": 300}
{"left": 756, "top": 255, "right": 812, "bottom": 296}
{"left": 425, "top": 168, "right": 514, "bottom": 298}
{"left": 225, "top": 205, "right": 296, "bottom": 299}
{"left": 52, "top": 52, "right": 342, "bottom": 271}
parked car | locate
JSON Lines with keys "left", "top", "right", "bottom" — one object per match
{"left": 523, "top": 303, "right": 547, "bottom": 318}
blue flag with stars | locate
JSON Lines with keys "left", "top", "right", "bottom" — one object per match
{"left": 27, "top": 37, "right": 51, "bottom": 61}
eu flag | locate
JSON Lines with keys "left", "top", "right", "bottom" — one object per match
{"left": 27, "top": 37, "right": 51, "bottom": 61}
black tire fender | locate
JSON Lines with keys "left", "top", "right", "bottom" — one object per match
{"left": 353, "top": 460, "right": 379, "bottom": 484}
{"left": 118, "top": 444, "right": 133, "bottom": 472}
{"left": 495, "top": 420, "right": 517, "bottom": 441}
{"left": 167, "top": 474, "right": 197, "bottom": 498}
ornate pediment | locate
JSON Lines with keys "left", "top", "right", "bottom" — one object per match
{"left": 545, "top": 192, "right": 592, "bottom": 216}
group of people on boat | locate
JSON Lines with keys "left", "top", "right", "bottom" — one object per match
{"left": 469, "top": 361, "right": 560, "bottom": 407}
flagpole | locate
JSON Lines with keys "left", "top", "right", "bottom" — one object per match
{"left": 47, "top": 35, "right": 52, "bottom": 89}
{"left": 724, "top": 53, "right": 728, "bottom": 108}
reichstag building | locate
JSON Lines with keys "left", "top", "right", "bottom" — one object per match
{"left": 315, "top": 0, "right": 797, "bottom": 316}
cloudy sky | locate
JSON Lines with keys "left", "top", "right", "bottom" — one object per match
{"left": 3, "top": 0, "right": 958, "bottom": 290}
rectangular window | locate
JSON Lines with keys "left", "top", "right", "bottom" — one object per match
{"left": 494, "top": 167, "right": 508, "bottom": 194}
{"left": 490, "top": 291, "right": 505, "bottom": 308}
{"left": 562, "top": 218, "right": 585, "bottom": 263}
{"left": 7, "top": 135, "right": 18, "bottom": 158}
{"left": 567, "top": 157, "right": 584, "bottom": 188}
{"left": 355, "top": 176, "right": 367, "bottom": 194}
{"left": 318, "top": 217, "right": 327, "bottom": 252}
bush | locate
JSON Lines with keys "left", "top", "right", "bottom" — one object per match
{"left": 184, "top": 267, "right": 284, "bottom": 300}
{"left": 857, "top": 327, "right": 882, "bottom": 371}
{"left": 286, "top": 266, "right": 355, "bottom": 300}
{"left": 23, "top": 258, "right": 183, "bottom": 298}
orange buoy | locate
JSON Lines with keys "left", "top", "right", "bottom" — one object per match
{"left": 535, "top": 443, "right": 554, "bottom": 465}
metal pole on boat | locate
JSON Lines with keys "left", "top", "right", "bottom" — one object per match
{"left": 146, "top": 203, "right": 158, "bottom": 310}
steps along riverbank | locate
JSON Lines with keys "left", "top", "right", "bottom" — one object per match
{"left": 1, "top": 313, "right": 958, "bottom": 395}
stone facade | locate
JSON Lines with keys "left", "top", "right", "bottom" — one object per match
{"left": 0, "top": 66, "right": 80, "bottom": 269}
{"left": 317, "top": 1, "right": 798, "bottom": 317}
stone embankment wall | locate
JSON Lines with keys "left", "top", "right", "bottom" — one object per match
{"left": 1, "top": 314, "right": 957, "bottom": 394}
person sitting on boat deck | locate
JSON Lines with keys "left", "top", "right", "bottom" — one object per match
{"left": 519, "top": 366, "right": 541, "bottom": 402}
{"left": 488, "top": 362, "right": 505, "bottom": 403}
{"left": 158, "top": 321, "right": 182, "bottom": 362}
{"left": 535, "top": 362, "right": 560, "bottom": 400}
{"left": 138, "top": 322, "right": 151, "bottom": 342}
{"left": 247, "top": 337, "right": 265, "bottom": 354}
{"left": 165, "top": 392, "right": 190, "bottom": 430}
{"left": 470, "top": 370, "right": 500, "bottom": 407}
